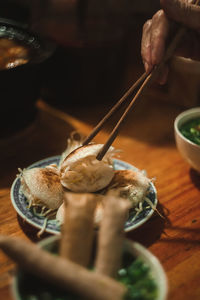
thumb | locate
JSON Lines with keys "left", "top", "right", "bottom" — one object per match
{"left": 160, "top": 0, "right": 200, "bottom": 31}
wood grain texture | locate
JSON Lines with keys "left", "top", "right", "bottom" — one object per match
{"left": 0, "top": 95, "right": 200, "bottom": 300}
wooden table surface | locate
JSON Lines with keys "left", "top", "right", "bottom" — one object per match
{"left": 0, "top": 94, "right": 200, "bottom": 300}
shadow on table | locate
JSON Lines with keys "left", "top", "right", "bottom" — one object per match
{"left": 17, "top": 215, "right": 53, "bottom": 243}
{"left": 190, "top": 168, "right": 200, "bottom": 191}
{"left": 126, "top": 202, "right": 170, "bottom": 247}
{"left": 159, "top": 224, "right": 200, "bottom": 249}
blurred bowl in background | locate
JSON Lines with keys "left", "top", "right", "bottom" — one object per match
{"left": 12, "top": 235, "right": 168, "bottom": 300}
{"left": 174, "top": 107, "right": 200, "bottom": 173}
{"left": 0, "top": 18, "right": 55, "bottom": 139}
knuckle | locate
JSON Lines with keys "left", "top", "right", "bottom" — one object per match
{"left": 143, "top": 19, "right": 152, "bottom": 32}
{"left": 152, "top": 9, "right": 165, "bottom": 22}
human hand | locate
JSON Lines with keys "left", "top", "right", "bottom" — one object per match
{"left": 141, "top": 0, "right": 200, "bottom": 84}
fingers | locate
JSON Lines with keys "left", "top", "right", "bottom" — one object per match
{"left": 141, "top": 9, "right": 170, "bottom": 78}
{"left": 141, "top": 0, "right": 200, "bottom": 85}
{"left": 150, "top": 10, "right": 171, "bottom": 65}
{"left": 161, "top": 0, "right": 200, "bottom": 32}
{"left": 141, "top": 19, "right": 153, "bottom": 73}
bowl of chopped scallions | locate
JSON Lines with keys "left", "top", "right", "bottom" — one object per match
{"left": 174, "top": 107, "right": 200, "bottom": 172}
{"left": 12, "top": 235, "right": 168, "bottom": 300}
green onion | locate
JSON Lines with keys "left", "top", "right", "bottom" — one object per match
{"left": 180, "top": 117, "right": 200, "bottom": 146}
{"left": 19, "top": 258, "right": 158, "bottom": 300}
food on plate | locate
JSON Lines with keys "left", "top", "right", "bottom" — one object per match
{"left": 106, "top": 169, "right": 150, "bottom": 204}
{"left": 105, "top": 169, "right": 156, "bottom": 219}
{"left": 56, "top": 202, "right": 65, "bottom": 222}
{"left": 180, "top": 117, "right": 200, "bottom": 146}
{"left": 60, "top": 143, "right": 117, "bottom": 193}
{"left": 56, "top": 168, "right": 155, "bottom": 228}
{"left": 17, "top": 136, "right": 119, "bottom": 235}
{"left": 16, "top": 131, "right": 157, "bottom": 236}
{"left": 56, "top": 194, "right": 104, "bottom": 228}
{"left": 59, "top": 131, "right": 85, "bottom": 167}
{"left": 59, "top": 192, "right": 98, "bottom": 266}
{"left": 18, "top": 164, "right": 63, "bottom": 210}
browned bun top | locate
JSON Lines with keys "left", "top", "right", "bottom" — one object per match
{"left": 40, "top": 168, "right": 60, "bottom": 185}
{"left": 108, "top": 170, "right": 138, "bottom": 188}
{"left": 60, "top": 144, "right": 105, "bottom": 172}
{"left": 21, "top": 166, "right": 63, "bottom": 210}
{"left": 62, "top": 145, "right": 84, "bottom": 162}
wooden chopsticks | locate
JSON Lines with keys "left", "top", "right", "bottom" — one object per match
{"left": 82, "top": 72, "right": 148, "bottom": 146}
{"left": 83, "top": 0, "right": 200, "bottom": 161}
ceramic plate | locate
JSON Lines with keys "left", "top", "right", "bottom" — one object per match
{"left": 10, "top": 156, "right": 157, "bottom": 234}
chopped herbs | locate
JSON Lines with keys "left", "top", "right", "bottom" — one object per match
{"left": 118, "top": 258, "right": 158, "bottom": 300}
{"left": 180, "top": 117, "right": 200, "bottom": 146}
{"left": 18, "top": 256, "right": 158, "bottom": 300}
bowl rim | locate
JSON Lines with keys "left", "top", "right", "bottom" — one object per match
{"left": 174, "top": 107, "right": 200, "bottom": 149}
{"left": 0, "top": 18, "right": 56, "bottom": 64}
{"left": 11, "top": 235, "right": 168, "bottom": 300}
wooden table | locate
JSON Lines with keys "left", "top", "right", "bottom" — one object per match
{"left": 0, "top": 94, "right": 200, "bottom": 300}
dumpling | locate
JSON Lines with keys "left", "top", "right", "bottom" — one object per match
{"left": 59, "top": 144, "right": 117, "bottom": 193}
{"left": 19, "top": 165, "right": 63, "bottom": 210}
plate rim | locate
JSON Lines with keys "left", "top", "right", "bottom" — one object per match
{"left": 10, "top": 156, "right": 157, "bottom": 234}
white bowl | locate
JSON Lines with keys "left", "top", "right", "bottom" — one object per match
{"left": 123, "top": 240, "right": 168, "bottom": 300}
{"left": 12, "top": 235, "right": 168, "bottom": 300}
{"left": 174, "top": 107, "right": 200, "bottom": 172}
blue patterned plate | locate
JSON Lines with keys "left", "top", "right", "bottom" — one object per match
{"left": 10, "top": 156, "right": 157, "bottom": 235}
